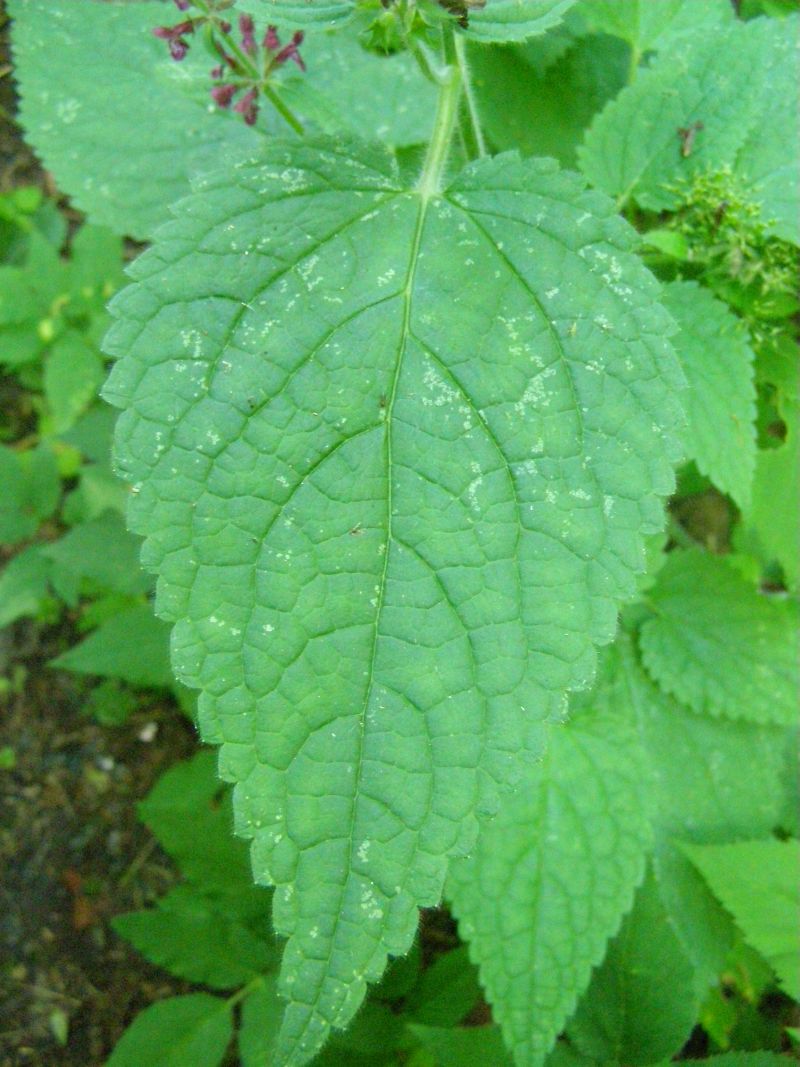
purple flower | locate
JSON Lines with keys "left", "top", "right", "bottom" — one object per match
{"left": 264, "top": 27, "right": 305, "bottom": 71}
{"left": 173, "top": 0, "right": 191, "bottom": 10}
{"left": 276, "top": 31, "right": 306, "bottom": 71}
{"left": 240, "top": 14, "right": 256, "bottom": 55}
{"left": 153, "top": 19, "right": 195, "bottom": 60}
{"left": 211, "top": 83, "right": 239, "bottom": 108}
{"left": 233, "top": 87, "right": 259, "bottom": 125}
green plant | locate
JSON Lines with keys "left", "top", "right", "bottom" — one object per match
{"left": 6, "top": 0, "right": 799, "bottom": 1064}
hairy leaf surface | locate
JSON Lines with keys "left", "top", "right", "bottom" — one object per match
{"left": 639, "top": 550, "right": 798, "bottom": 725}
{"left": 447, "top": 692, "right": 653, "bottom": 1066}
{"left": 104, "top": 139, "right": 681, "bottom": 1063}
{"left": 662, "top": 280, "right": 756, "bottom": 508}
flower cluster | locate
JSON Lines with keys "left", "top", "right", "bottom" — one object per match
{"left": 152, "top": 0, "right": 305, "bottom": 127}
{"left": 211, "top": 18, "right": 305, "bottom": 126}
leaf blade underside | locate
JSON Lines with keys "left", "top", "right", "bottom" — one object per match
{"left": 104, "top": 139, "right": 682, "bottom": 1064}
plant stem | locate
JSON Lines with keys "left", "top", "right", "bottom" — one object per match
{"left": 417, "top": 27, "right": 463, "bottom": 199}
{"left": 453, "top": 33, "right": 485, "bottom": 160}
{"left": 262, "top": 84, "right": 305, "bottom": 135}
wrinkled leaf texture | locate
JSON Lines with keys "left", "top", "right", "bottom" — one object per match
{"left": 104, "top": 138, "right": 682, "bottom": 1063}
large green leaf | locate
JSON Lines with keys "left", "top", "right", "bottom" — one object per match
{"left": 447, "top": 692, "right": 653, "bottom": 1066}
{"left": 639, "top": 550, "right": 799, "bottom": 725}
{"left": 104, "top": 139, "right": 682, "bottom": 1063}
{"left": 683, "top": 838, "right": 800, "bottom": 1000}
{"left": 10, "top": 1, "right": 432, "bottom": 240}
{"left": 662, "top": 280, "right": 756, "bottom": 508}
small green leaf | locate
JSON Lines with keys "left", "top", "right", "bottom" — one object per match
{"left": 44, "top": 331, "right": 105, "bottom": 435}
{"left": 662, "top": 280, "right": 756, "bottom": 508}
{"left": 9, "top": 0, "right": 262, "bottom": 239}
{"left": 639, "top": 550, "right": 799, "bottom": 725}
{"left": 50, "top": 603, "right": 172, "bottom": 688}
{"left": 41, "top": 513, "right": 151, "bottom": 597}
{"left": 404, "top": 946, "right": 480, "bottom": 1027}
{"left": 0, "top": 546, "right": 52, "bottom": 626}
{"left": 465, "top": 0, "right": 578, "bottom": 42}
{"left": 0, "top": 444, "right": 60, "bottom": 544}
{"left": 408, "top": 1023, "right": 514, "bottom": 1066}
{"left": 106, "top": 993, "right": 233, "bottom": 1067}
{"left": 259, "top": 0, "right": 354, "bottom": 25}
{"left": 239, "top": 977, "right": 283, "bottom": 1067}
{"left": 138, "top": 751, "right": 261, "bottom": 897}
{"left": 447, "top": 683, "right": 653, "bottom": 1066}
{"left": 567, "top": 870, "right": 698, "bottom": 1065}
{"left": 470, "top": 32, "right": 629, "bottom": 167}
{"left": 113, "top": 885, "right": 275, "bottom": 989}
{"left": 741, "top": 399, "right": 799, "bottom": 590}
{"left": 579, "top": 19, "right": 769, "bottom": 211}
{"left": 683, "top": 838, "right": 800, "bottom": 1001}
{"left": 578, "top": 0, "right": 733, "bottom": 56}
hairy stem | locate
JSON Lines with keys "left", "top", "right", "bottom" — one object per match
{"left": 417, "top": 27, "right": 463, "bottom": 199}
{"left": 454, "top": 33, "right": 485, "bottom": 160}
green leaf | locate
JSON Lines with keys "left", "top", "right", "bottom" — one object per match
{"left": 404, "top": 946, "right": 480, "bottom": 1026}
{"left": 639, "top": 550, "right": 799, "bottom": 725}
{"left": 9, "top": 0, "right": 262, "bottom": 240}
{"left": 662, "top": 281, "right": 756, "bottom": 508}
{"left": 104, "top": 138, "right": 682, "bottom": 1063}
{"left": 43, "top": 331, "right": 105, "bottom": 435}
{"left": 40, "top": 513, "right": 151, "bottom": 597}
{"left": 259, "top": 0, "right": 354, "bottom": 25}
{"left": 112, "top": 885, "right": 275, "bottom": 989}
{"left": 741, "top": 400, "right": 799, "bottom": 590}
{"left": 0, "top": 546, "right": 52, "bottom": 627}
{"left": 137, "top": 751, "right": 261, "bottom": 896}
{"left": 50, "top": 603, "right": 172, "bottom": 688}
{"left": 566, "top": 870, "right": 698, "bottom": 1065}
{"left": 465, "top": 0, "right": 579, "bottom": 42}
{"left": 106, "top": 993, "right": 233, "bottom": 1067}
{"left": 732, "top": 15, "right": 799, "bottom": 244}
{"left": 578, "top": 19, "right": 770, "bottom": 211}
{"left": 239, "top": 978, "right": 283, "bottom": 1067}
{"left": 683, "top": 838, "right": 800, "bottom": 1000}
{"left": 10, "top": 2, "right": 433, "bottom": 240}
{"left": 408, "top": 1023, "right": 514, "bottom": 1066}
{"left": 0, "top": 444, "right": 60, "bottom": 544}
{"left": 447, "top": 688, "right": 653, "bottom": 1066}
{"left": 577, "top": 0, "right": 733, "bottom": 56}
{"left": 590, "top": 638, "right": 790, "bottom": 998}
{"left": 470, "top": 32, "right": 630, "bottom": 167}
